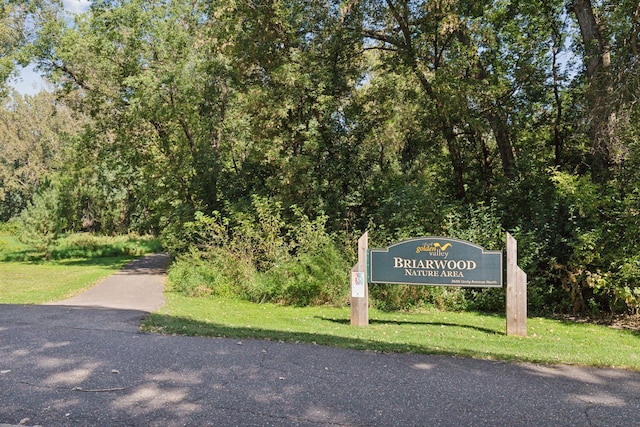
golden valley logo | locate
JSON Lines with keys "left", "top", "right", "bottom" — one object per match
{"left": 416, "top": 242, "right": 452, "bottom": 257}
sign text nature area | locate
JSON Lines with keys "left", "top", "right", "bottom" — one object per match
{"left": 369, "top": 237, "right": 503, "bottom": 287}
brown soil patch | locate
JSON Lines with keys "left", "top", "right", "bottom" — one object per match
{"left": 555, "top": 314, "right": 640, "bottom": 332}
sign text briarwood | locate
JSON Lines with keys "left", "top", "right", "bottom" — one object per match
{"left": 368, "top": 237, "right": 502, "bottom": 287}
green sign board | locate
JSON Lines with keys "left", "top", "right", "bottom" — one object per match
{"left": 369, "top": 237, "right": 503, "bottom": 287}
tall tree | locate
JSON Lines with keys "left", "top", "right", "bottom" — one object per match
{"left": 572, "top": 0, "right": 614, "bottom": 183}
{"left": 0, "top": 0, "right": 59, "bottom": 95}
{"left": 358, "top": 0, "right": 564, "bottom": 200}
{"left": 31, "top": 0, "right": 238, "bottom": 230}
{"left": 211, "top": 0, "right": 367, "bottom": 222}
{"left": 572, "top": 0, "right": 640, "bottom": 183}
{"left": 0, "top": 90, "right": 79, "bottom": 220}
{"left": 1, "top": 1, "right": 30, "bottom": 94}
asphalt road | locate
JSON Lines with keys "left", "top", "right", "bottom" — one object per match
{"left": 1, "top": 255, "right": 639, "bottom": 426}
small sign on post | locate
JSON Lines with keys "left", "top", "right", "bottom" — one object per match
{"left": 351, "top": 272, "right": 366, "bottom": 298}
{"left": 350, "top": 232, "right": 368, "bottom": 326}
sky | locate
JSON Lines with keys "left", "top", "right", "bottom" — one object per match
{"left": 63, "top": 0, "right": 91, "bottom": 14}
{"left": 9, "top": 0, "right": 91, "bottom": 95}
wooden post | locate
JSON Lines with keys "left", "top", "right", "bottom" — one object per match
{"left": 350, "top": 232, "right": 369, "bottom": 326}
{"left": 506, "top": 232, "right": 527, "bottom": 336}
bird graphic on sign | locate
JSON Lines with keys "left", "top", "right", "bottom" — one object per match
{"left": 433, "top": 242, "right": 452, "bottom": 251}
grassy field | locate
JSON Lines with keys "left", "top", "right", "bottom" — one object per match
{"left": 0, "top": 230, "right": 160, "bottom": 304}
{"left": 143, "top": 292, "right": 640, "bottom": 371}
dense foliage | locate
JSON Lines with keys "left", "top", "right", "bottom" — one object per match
{"left": 2, "top": 0, "right": 640, "bottom": 314}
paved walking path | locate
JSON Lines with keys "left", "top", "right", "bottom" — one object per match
{"left": 44, "top": 253, "right": 171, "bottom": 313}
{"left": 1, "top": 254, "right": 640, "bottom": 426}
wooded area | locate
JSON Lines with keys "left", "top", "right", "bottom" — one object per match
{"left": 2, "top": 0, "right": 640, "bottom": 315}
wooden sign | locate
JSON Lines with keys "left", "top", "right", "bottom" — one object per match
{"left": 369, "top": 237, "right": 502, "bottom": 287}
{"left": 350, "top": 233, "right": 527, "bottom": 335}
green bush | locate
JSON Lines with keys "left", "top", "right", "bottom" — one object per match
{"left": 249, "top": 244, "right": 349, "bottom": 306}
{"left": 369, "top": 285, "right": 470, "bottom": 312}
{"left": 168, "top": 254, "right": 215, "bottom": 297}
{"left": 0, "top": 220, "right": 20, "bottom": 234}
{"left": 18, "top": 186, "right": 64, "bottom": 257}
{"left": 612, "top": 255, "right": 640, "bottom": 314}
{"left": 464, "top": 288, "right": 506, "bottom": 313}
{"left": 168, "top": 249, "right": 257, "bottom": 298}
{"left": 165, "top": 198, "right": 353, "bottom": 307}
{"left": 49, "top": 233, "right": 162, "bottom": 259}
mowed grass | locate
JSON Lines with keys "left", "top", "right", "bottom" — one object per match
{"left": 0, "top": 257, "right": 133, "bottom": 304}
{"left": 143, "top": 292, "right": 640, "bottom": 371}
{"left": 0, "top": 230, "right": 160, "bottom": 304}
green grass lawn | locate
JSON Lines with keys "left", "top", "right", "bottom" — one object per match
{"left": 143, "top": 292, "right": 640, "bottom": 371}
{"left": 0, "top": 257, "right": 134, "bottom": 304}
{"left": 0, "top": 230, "right": 160, "bottom": 304}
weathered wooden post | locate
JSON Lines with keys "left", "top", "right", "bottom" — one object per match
{"left": 350, "top": 232, "right": 369, "bottom": 326}
{"left": 506, "top": 232, "right": 527, "bottom": 336}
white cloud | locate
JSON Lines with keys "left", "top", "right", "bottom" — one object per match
{"left": 63, "top": 0, "right": 91, "bottom": 15}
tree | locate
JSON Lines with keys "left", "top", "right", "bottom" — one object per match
{"left": 572, "top": 0, "right": 614, "bottom": 183}
{"left": 357, "top": 0, "right": 569, "bottom": 201}
{"left": 29, "top": 0, "right": 238, "bottom": 231}
{"left": 572, "top": 0, "right": 640, "bottom": 183}
{"left": 18, "top": 185, "right": 63, "bottom": 257}
{"left": 0, "top": 91, "right": 78, "bottom": 221}
{"left": 0, "top": 0, "right": 59, "bottom": 95}
{"left": 1, "top": 1, "right": 29, "bottom": 94}
{"left": 221, "top": 0, "right": 367, "bottom": 224}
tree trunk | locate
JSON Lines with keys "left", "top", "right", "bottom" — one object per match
{"left": 572, "top": 0, "right": 613, "bottom": 183}
{"left": 487, "top": 112, "right": 515, "bottom": 179}
{"left": 552, "top": 43, "right": 564, "bottom": 165}
{"left": 443, "top": 124, "right": 466, "bottom": 200}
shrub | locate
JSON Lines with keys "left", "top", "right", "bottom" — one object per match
{"left": 49, "top": 233, "right": 162, "bottom": 259}
{"left": 18, "top": 187, "right": 64, "bottom": 257}
{"left": 464, "top": 288, "right": 506, "bottom": 313}
{"left": 0, "top": 219, "right": 20, "bottom": 234}
{"left": 370, "top": 285, "right": 470, "bottom": 312}
{"left": 168, "top": 249, "right": 256, "bottom": 298}
{"left": 165, "top": 198, "right": 352, "bottom": 307}
{"left": 249, "top": 243, "right": 349, "bottom": 306}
